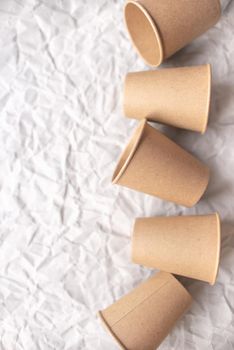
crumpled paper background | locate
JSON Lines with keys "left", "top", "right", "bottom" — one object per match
{"left": 0, "top": 0, "right": 233, "bottom": 349}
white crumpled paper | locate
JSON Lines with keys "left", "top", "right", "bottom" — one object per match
{"left": 0, "top": 0, "right": 233, "bottom": 349}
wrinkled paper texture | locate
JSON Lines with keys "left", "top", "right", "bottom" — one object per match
{"left": 0, "top": 0, "right": 233, "bottom": 349}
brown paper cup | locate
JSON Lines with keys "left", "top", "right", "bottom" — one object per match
{"left": 132, "top": 213, "right": 221, "bottom": 285}
{"left": 112, "top": 120, "right": 210, "bottom": 207}
{"left": 124, "top": 64, "right": 211, "bottom": 133}
{"left": 124, "top": 0, "right": 221, "bottom": 66}
{"left": 98, "top": 272, "right": 192, "bottom": 350}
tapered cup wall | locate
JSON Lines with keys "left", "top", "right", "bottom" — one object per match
{"left": 132, "top": 213, "right": 221, "bottom": 284}
{"left": 98, "top": 272, "right": 192, "bottom": 350}
{"left": 124, "top": 0, "right": 221, "bottom": 66}
{"left": 112, "top": 120, "right": 210, "bottom": 207}
{"left": 124, "top": 64, "right": 211, "bottom": 133}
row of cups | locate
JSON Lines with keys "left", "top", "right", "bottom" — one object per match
{"left": 113, "top": 63, "right": 213, "bottom": 207}
{"left": 98, "top": 0, "right": 222, "bottom": 349}
{"left": 99, "top": 213, "right": 221, "bottom": 350}
{"left": 113, "top": 64, "right": 211, "bottom": 207}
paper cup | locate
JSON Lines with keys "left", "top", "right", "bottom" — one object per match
{"left": 124, "top": 64, "right": 211, "bottom": 133}
{"left": 112, "top": 120, "right": 210, "bottom": 207}
{"left": 124, "top": 0, "right": 221, "bottom": 66}
{"left": 132, "top": 213, "right": 221, "bottom": 284}
{"left": 98, "top": 272, "right": 192, "bottom": 350}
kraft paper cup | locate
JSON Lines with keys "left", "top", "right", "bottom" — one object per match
{"left": 112, "top": 120, "right": 210, "bottom": 207}
{"left": 124, "top": 64, "right": 212, "bottom": 133}
{"left": 124, "top": 0, "right": 221, "bottom": 66}
{"left": 98, "top": 272, "right": 192, "bottom": 350}
{"left": 132, "top": 213, "right": 221, "bottom": 285}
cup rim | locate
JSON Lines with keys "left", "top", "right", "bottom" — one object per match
{"left": 201, "top": 64, "right": 212, "bottom": 134}
{"left": 112, "top": 119, "right": 147, "bottom": 184}
{"left": 124, "top": 0, "right": 164, "bottom": 67}
{"left": 215, "top": 0, "right": 222, "bottom": 21}
{"left": 98, "top": 311, "right": 127, "bottom": 350}
{"left": 210, "top": 212, "right": 221, "bottom": 285}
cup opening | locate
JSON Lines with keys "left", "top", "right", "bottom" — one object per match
{"left": 124, "top": 1, "right": 163, "bottom": 67}
{"left": 112, "top": 120, "right": 146, "bottom": 184}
